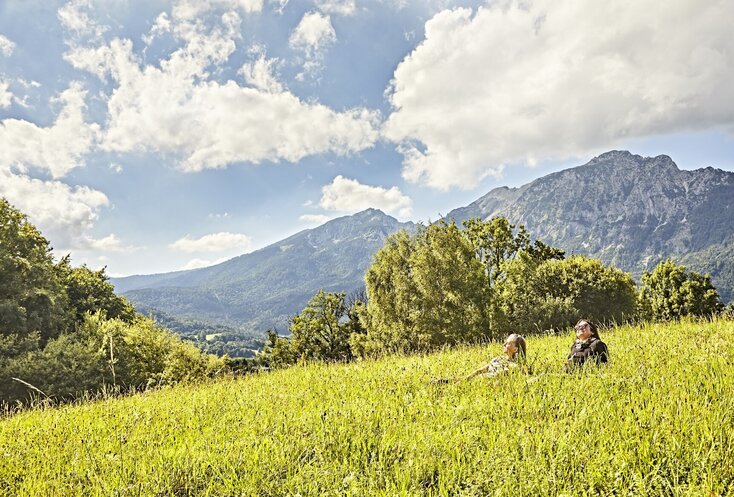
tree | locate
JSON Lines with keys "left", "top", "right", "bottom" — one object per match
{"left": 409, "top": 220, "right": 490, "bottom": 347}
{"left": 462, "top": 217, "right": 531, "bottom": 286}
{"left": 638, "top": 259, "right": 723, "bottom": 320}
{"left": 0, "top": 198, "right": 68, "bottom": 342}
{"left": 499, "top": 255, "right": 637, "bottom": 331}
{"left": 55, "top": 256, "right": 136, "bottom": 325}
{"left": 362, "top": 222, "right": 492, "bottom": 356}
{"left": 362, "top": 230, "right": 421, "bottom": 355}
{"left": 289, "top": 290, "right": 354, "bottom": 363}
{"left": 259, "top": 290, "right": 361, "bottom": 367}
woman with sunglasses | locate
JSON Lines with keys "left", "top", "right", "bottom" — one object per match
{"left": 566, "top": 320, "right": 609, "bottom": 370}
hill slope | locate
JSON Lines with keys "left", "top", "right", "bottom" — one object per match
{"left": 113, "top": 209, "right": 415, "bottom": 335}
{"left": 447, "top": 150, "right": 734, "bottom": 301}
{"left": 2, "top": 319, "right": 733, "bottom": 495}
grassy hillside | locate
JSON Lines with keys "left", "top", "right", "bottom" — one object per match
{"left": 2, "top": 319, "right": 733, "bottom": 496}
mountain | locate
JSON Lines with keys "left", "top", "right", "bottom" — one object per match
{"left": 446, "top": 150, "right": 734, "bottom": 301}
{"left": 112, "top": 209, "right": 415, "bottom": 336}
{"left": 114, "top": 151, "right": 734, "bottom": 339}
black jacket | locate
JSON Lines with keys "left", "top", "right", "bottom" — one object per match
{"left": 567, "top": 337, "right": 609, "bottom": 366}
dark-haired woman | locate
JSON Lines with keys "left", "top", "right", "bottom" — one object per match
{"left": 566, "top": 320, "right": 609, "bottom": 370}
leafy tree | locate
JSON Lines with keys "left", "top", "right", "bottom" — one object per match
{"left": 638, "top": 259, "right": 723, "bottom": 320}
{"left": 362, "top": 230, "right": 421, "bottom": 355}
{"left": 362, "top": 222, "right": 492, "bottom": 356}
{"left": 258, "top": 329, "right": 297, "bottom": 369}
{"left": 462, "top": 217, "right": 531, "bottom": 286}
{"left": 0, "top": 198, "right": 69, "bottom": 342}
{"left": 1, "top": 199, "right": 230, "bottom": 405}
{"left": 409, "top": 221, "right": 490, "bottom": 347}
{"left": 55, "top": 256, "right": 136, "bottom": 325}
{"left": 258, "top": 290, "right": 363, "bottom": 367}
{"left": 499, "top": 255, "right": 637, "bottom": 331}
{"left": 288, "top": 290, "right": 354, "bottom": 363}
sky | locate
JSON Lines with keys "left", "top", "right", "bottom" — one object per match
{"left": 1, "top": 0, "right": 733, "bottom": 277}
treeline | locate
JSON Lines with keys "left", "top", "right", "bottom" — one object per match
{"left": 0, "top": 199, "right": 227, "bottom": 406}
{"left": 259, "top": 218, "right": 724, "bottom": 367}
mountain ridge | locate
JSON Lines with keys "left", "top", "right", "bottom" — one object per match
{"left": 113, "top": 151, "right": 734, "bottom": 338}
{"left": 112, "top": 208, "right": 416, "bottom": 334}
{"left": 446, "top": 150, "right": 734, "bottom": 299}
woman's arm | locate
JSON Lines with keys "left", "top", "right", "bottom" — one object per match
{"left": 464, "top": 363, "right": 491, "bottom": 380}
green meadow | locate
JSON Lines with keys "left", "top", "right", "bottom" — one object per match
{"left": 2, "top": 319, "right": 733, "bottom": 496}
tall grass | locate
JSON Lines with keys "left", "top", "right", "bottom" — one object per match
{"left": 1, "top": 319, "right": 733, "bottom": 496}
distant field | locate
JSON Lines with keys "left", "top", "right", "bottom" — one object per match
{"left": 2, "top": 319, "right": 733, "bottom": 496}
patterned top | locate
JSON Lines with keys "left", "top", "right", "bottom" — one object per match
{"left": 481, "top": 356, "right": 518, "bottom": 378}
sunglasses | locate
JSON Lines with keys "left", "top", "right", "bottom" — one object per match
{"left": 575, "top": 324, "right": 589, "bottom": 331}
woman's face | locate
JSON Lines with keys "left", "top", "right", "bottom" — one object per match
{"left": 575, "top": 322, "right": 593, "bottom": 341}
{"left": 504, "top": 340, "right": 518, "bottom": 358}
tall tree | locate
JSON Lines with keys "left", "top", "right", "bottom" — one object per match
{"left": 638, "top": 259, "right": 723, "bottom": 320}
{"left": 409, "top": 220, "right": 490, "bottom": 347}
{"left": 289, "top": 290, "right": 354, "bottom": 363}
{"left": 0, "top": 198, "right": 68, "bottom": 343}
{"left": 55, "top": 256, "right": 136, "bottom": 325}
{"left": 462, "top": 217, "right": 530, "bottom": 286}
{"left": 362, "top": 230, "right": 421, "bottom": 355}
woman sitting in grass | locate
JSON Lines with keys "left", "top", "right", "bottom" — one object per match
{"left": 464, "top": 333, "right": 528, "bottom": 380}
{"left": 434, "top": 334, "right": 528, "bottom": 384}
{"left": 565, "top": 319, "right": 609, "bottom": 371}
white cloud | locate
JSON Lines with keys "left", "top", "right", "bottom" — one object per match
{"left": 320, "top": 175, "right": 412, "bottom": 218}
{"left": 170, "top": 232, "right": 253, "bottom": 253}
{"left": 79, "top": 233, "right": 135, "bottom": 253}
{"left": 289, "top": 11, "right": 336, "bottom": 79}
{"left": 299, "top": 214, "right": 331, "bottom": 225}
{"left": 0, "top": 34, "right": 14, "bottom": 57}
{"left": 0, "top": 169, "right": 109, "bottom": 251}
{"left": 208, "top": 212, "right": 231, "bottom": 219}
{"left": 0, "top": 82, "right": 99, "bottom": 178}
{"left": 65, "top": 17, "right": 379, "bottom": 171}
{"left": 240, "top": 55, "right": 284, "bottom": 93}
{"left": 0, "top": 80, "right": 11, "bottom": 109}
{"left": 289, "top": 11, "right": 336, "bottom": 51}
{"left": 181, "top": 256, "right": 230, "bottom": 270}
{"left": 383, "top": 1, "right": 734, "bottom": 190}
{"left": 58, "top": 0, "right": 108, "bottom": 39}
{"left": 315, "top": 0, "right": 356, "bottom": 16}
{"left": 171, "top": 0, "right": 264, "bottom": 21}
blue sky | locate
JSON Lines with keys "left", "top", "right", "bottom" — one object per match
{"left": 1, "top": 0, "right": 733, "bottom": 276}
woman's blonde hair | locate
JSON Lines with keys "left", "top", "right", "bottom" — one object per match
{"left": 505, "top": 333, "right": 527, "bottom": 360}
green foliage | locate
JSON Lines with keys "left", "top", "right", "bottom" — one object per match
{"left": 639, "top": 259, "right": 723, "bottom": 320}
{"left": 362, "top": 218, "right": 572, "bottom": 355}
{"left": 259, "top": 290, "right": 364, "bottom": 367}
{"left": 362, "top": 230, "right": 421, "bottom": 354}
{"left": 0, "top": 198, "right": 68, "bottom": 342}
{"left": 462, "top": 217, "right": 531, "bottom": 291}
{"left": 55, "top": 256, "right": 136, "bottom": 325}
{"left": 2, "top": 319, "right": 733, "bottom": 495}
{"left": 499, "top": 254, "right": 637, "bottom": 332}
{"left": 363, "top": 222, "right": 492, "bottom": 356}
{"left": 0, "top": 198, "right": 228, "bottom": 405}
{"left": 0, "top": 313, "right": 229, "bottom": 404}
